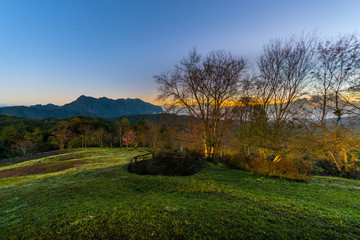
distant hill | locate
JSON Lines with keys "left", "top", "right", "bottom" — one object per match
{"left": 0, "top": 96, "right": 163, "bottom": 120}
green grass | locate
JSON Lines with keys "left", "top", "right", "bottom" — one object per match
{"left": 1, "top": 148, "right": 360, "bottom": 239}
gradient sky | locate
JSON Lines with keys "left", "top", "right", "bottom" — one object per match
{"left": 0, "top": 0, "right": 359, "bottom": 106}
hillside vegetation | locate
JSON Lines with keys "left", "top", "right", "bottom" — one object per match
{"left": 1, "top": 148, "right": 359, "bottom": 239}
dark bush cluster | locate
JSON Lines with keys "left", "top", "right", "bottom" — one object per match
{"left": 128, "top": 151, "right": 204, "bottom": 176}
{"left": 312, "top": 159, "right": 360, "bottom": 180}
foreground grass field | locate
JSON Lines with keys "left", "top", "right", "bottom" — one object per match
{"left": 1, "top": 148, "right": 360, "bottom": 239}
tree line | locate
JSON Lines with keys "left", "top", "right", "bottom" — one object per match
{"left": 0, "top": 114, "right": 204, "bottom": 158}
{"left": 155, "top": 33, "right": 360, "bottom": 179}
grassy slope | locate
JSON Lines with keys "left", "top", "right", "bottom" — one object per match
{"left": 0, "top": 149, "right": 360, "bottom": 239}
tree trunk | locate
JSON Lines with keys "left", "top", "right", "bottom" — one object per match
{"left": 204, "top": 143, "right": 209, "bottom": 158}
{"left": 341, "top": 147, "right": 348, "bottom": 172}
{"left": 273, "top": 155, "right": 281, "bottom": 163}
{"left": 328, "top": 151, "right": 342, "bottom": 172}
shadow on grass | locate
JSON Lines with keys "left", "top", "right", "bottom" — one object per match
{"left": 0, "top": 150, "right": 73, "bottom": 167}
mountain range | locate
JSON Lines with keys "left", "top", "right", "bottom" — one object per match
{"left": 0, "top": 95, "right": 163, "bottom": 120}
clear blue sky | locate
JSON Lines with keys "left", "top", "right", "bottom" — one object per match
{"left": 0, "top": 0, "right": 359, "bottom": 106}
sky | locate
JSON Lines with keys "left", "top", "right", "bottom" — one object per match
{"left": 0, "top": 0, "right": 360, "bottom": 106}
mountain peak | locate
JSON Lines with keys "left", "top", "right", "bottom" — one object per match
{"left": 77, "top": 95, "right": 93, "bottom": 100}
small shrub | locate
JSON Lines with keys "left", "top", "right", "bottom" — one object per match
{"left": 67, "top": 136, "right": 83, "bottom": 149}
{"left": 342, "top": 162, "right": 360, "bottom": 180}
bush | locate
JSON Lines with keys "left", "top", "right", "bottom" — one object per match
{"left": 311, "top": 159, "right": 340, "bottom": 177}
{"left": 219, "top": 153, "right": 250, "bottom": 170}
{"left": 128, "top": 151, "right": 204, "bottom": 176}
{"left": 0, "top": 138, "right": 8, "bottom": 159}
{"left": 345, "top": 165, "right": 360, "bottom": 180}
{"left": 250, "top": 157, "right": 309, "bottom": 181}
{"left": 67, "top": 136, "right": 83, "bottom": 149}
{"left": 310, "top": 158, "right": 360, "bottom": 180}
{"left": 220, "top": 153, "right": 309, "bottom": 181}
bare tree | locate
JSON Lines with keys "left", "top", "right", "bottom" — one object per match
{"left": 254, "top": 34, "right": 315, "bottom": 162}
{"left": 257, "top": 34, "right": 316, "bottom": 125}
{"left": 16, "top": 136, "right": 36, "bottom": 155}
{"left": 52, "top": 122, "right": 73, "bottom": 150}
{"left": 79, "top": 124, "right": 93, "bottom": 148}
{"left": 113, "top": 117, "right": 130, "bottom": 148}
{"left": 155, "top": 49, "right": 248, "bottom": 158}
{"left": 93, "top": 128, "right": 108, "bottom": 148}
{"left": 312, "top": 35, "right": 360, "bottom": 123}
{"left": 310, "top": 34, "right": 360, "bottom": 172}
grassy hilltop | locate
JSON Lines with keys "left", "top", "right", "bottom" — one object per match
{"left": 1, "top": 148, "right": 360, "bottom": 239}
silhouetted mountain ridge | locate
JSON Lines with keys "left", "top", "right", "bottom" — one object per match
{"left": 32, "top": 104, "right": 60, "bottom": 110}
{"left": 0, "top": 96, "right": 163, "bottom": 119}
